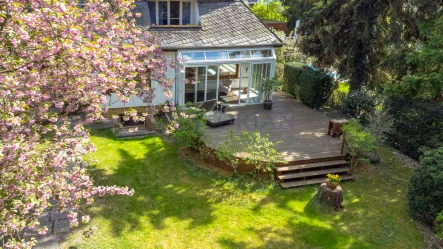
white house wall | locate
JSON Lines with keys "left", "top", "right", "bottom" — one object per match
{"left": 108, "top": 51, "right": 177, "bottom": 109}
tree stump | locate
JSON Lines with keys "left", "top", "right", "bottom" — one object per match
{"left": 318, "top": 183, "right": 344, "bottom": 210}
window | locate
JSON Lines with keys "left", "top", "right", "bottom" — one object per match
{"left": 219, "top": 64, "right": 237, "bottom": 77}
{"left": 179, "top": 49, "right": 275, "bottom": 62}
{"left": 251, "top": 49, "right": 272, "bottom": 58}
{"left": 148, "top": 1, "right": 156, "bottom": 24}
{"left": 182, "top": 2, "right": 191, "bottom": 25}
{"left": 228, "top": 51, "right": 251, "bottom": 59}
{"left": 158, "top": 1, "right": 167, "bottom": 25}
{"left": 170, "top": 1, "right": 180, "bottom": 25}
{"left": 148, "top": 0, "right": 193, "bottom": 25}
{"left": 182, "top": 52, "right": 205, "bottom": 61}
{"left": 205, "top": 52, "right": 228, "bottom": 60}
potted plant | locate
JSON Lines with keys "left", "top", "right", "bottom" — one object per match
{"left": 325, "top": 174, "right": 341, "bottom": 189}
{"left": 260, "top": 77, "right": 281, "bottom": 110}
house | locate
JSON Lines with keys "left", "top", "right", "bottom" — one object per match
{"left": 108, "top": 0, "right": 283, "bottom": 112}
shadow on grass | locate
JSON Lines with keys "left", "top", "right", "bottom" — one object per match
{"left": 80, "top": 130, "right": 422, "bottom": 248}
{"left": 87, "top": 129, "right": 216, "bottom": 236}
{"left": 218, "top": 219, "right": 369, "bottom": 249}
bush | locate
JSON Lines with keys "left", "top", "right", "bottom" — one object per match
{"left": 328, "top": 82, "right": 349, "bottom": 108}
{"left": 408, "top": 147, "right": 443, "bottom": 224}
{"left": 241, "top": 131, "right": 286, "bottom": 176}
{"left": 172, "top": 108, "right": 206, "bottom": 150}
{"left": 283, "top": 62, "right": 334, "bottom": 109}
{"left": 343, "top": 89, "right": 376, "bottom": 118}
{"left": 215, "top": 131, "right": 242, "bottom": 173}
{"left": 436, "top": 211, "right": 443, "bottom": 240}
{"left": 385, "top": 96, "right": 443, "bottom": 160}
{"left": 341, "top": 119, "right": 377, "bottom": 167}
{"left": 215, "top": 130, "right": 286, "bottom": 178}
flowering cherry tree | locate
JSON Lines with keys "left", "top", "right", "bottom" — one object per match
{"left": 0, "top": 0, "right": 174, "bottom": 247}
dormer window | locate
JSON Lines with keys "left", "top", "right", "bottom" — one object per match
{"left": 147, "top": 0, "right": 194, "bottom": 25}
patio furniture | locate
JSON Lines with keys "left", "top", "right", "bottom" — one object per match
{"left": 219, "top": 79, "right": 232, "bottom": 94}
{"left": 328, "top": 119, "right": 348, "bottom": 137}
{"left": 198, "top": 100, "right": 235, "bottom": 128}
{"left": 197, "top": 99, "right": 218, "bottom": 111}
{"left": 204, "top": 110, "right": 235, "bottom": 128}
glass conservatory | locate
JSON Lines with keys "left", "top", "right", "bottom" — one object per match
{"left": 176, "top": 48, "right": 276, "bottom": 106}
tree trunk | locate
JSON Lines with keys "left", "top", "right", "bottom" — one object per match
{"left": 318, "top": 183, "right": 344, "bottom": 210}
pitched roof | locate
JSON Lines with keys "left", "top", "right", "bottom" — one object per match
{"left": 135, "top": 0, "right": 283, "bottom": 50}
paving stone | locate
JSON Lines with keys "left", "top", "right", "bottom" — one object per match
{"left": 54, "top": 219, "right": 70, "bottom": 234}
{"left": 51, "top": 210, "right": 68, "bottom": 220}
{"left": 34, "top": 235, "right": 60, "bottom": 249}
{"left": 39, "top": 212, "right": 50, "bottom": 225}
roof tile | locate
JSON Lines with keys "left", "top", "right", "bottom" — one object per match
{"left": 135, "top": 0, "right": 283, "bottom": 49}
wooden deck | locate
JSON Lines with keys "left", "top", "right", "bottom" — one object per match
{"left": 204, "top": 92, "right": 343, "bottom": 162}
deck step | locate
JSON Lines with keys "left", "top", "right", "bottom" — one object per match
{"left": 280, "top": 175, "right": 354, "bottom": 188}
{"left": 276, "top": 160, "right": 348, "bottom": 172}
{"left": 277, "top": 167, "right": 350, "bottom": 180}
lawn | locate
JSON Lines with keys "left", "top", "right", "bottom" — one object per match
{"left": 61, "top": 129, "right": 423, "bottom": 249}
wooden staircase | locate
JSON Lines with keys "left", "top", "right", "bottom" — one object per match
{"left": 276, "top": 156, "right": 354, "bottom": 188}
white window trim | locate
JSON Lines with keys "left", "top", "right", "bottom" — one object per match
{"left": 178, "top": 48, "right": 277, "bottom": 65}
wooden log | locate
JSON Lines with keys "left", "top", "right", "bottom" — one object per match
{"left": 318, "top": 183, "right": 344, "bottom": 210}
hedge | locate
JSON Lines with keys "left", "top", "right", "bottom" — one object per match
{"left": 385, "top": 96, "right": 443, "bottom": 160}
{"left": 408, "top": 147, "right": 443, "bottom": 224}
{"left": 283, "top": 62, "right": 334, "bottom": 109}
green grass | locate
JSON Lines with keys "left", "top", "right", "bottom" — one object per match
{"left": 62, "top": 129, "right": 423, "bottom": 249}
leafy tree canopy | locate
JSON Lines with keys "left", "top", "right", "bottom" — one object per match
{"left": 288, "top": 0, "right": 442, "bottom": 92}
{"left": 251, "top": 0, "right": 287, "bottom": 22}
{"left": 386, "top": 14, "right": 443, "bottom": 101}
{"left": 0, "top": 0, "right": 173, "bottom": 247}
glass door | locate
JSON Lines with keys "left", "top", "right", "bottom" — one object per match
{"left": 238, "top": 63, "right": 250, "bottom": 105}
{"left": 184, "top": 66, "right": 206, "bottom": 104}
{"left": 249, "top": 63, "right": 271, "bottom": 104}
{"left": 206, "top": 65, "right": 219, "bottom": 102}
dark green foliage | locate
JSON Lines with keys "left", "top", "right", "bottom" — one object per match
{"left": 408, "top": 147, "right": 443, "bottom": 224}
{"left": 385, "top": 96, "right": 443, "bottom": 160}
{"left": 386, "top": 15, "right": 443, "bottom": 101}
{"left": 283, "top": 0, "right": 321, "bottom": 30}
{"left": 436, "top": 211, "right": 443, "bottom": 240}
{"left": 293, "top": 0, "right": 442, "bottom": 91}
{"left": 297, "top": 0, "right": 380, "bottom": 90}
{"left": 172, "top": 109, "right": 206, "bottom": 150}
{"left": 343, "top": 89, "right": 376, "bottom": 118}
{"left": 283, "top": 62, "right": 334, "bottom": 108}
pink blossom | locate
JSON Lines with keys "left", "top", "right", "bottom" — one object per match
{"left": 0, "top": 0, "right": 174, "bottom": 247}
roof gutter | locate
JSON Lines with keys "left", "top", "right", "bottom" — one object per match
{"left": 162, "top": 43, "right": 284, "bottom": 51}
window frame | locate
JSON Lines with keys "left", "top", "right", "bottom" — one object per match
{"left": 148, "top": 0, "right": 193, "bottom": 26}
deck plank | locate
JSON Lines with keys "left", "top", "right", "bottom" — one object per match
{"left": 204, "top": 92, "right": 344, "bottom": 162}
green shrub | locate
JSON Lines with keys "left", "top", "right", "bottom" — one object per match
{"left": 343, "top": 89, "right": 376, "bottom": 118}
{"left": 341, "top": 119, "right": 377, "bottom": 168}
{"left": 408, "top": 147, "right": 443, "bottom": 224}
{"left": 283, "top": 62, "right": 334, "bottom": 109}
{"left": 436, "top": 211, "right": 443, "bottom": 240}
{"left": 328, "top": 82, "right": 349, "bottom": 108}
{"left": 215, "top": 130, "right": 286, "bottom": 178}
{"left": 172, "top": 108, "right": 206, "bottom": 150}
{"left": 241, "top": 131, "right": 286, "bottom": 176}
{"left": 215, "top": 131, "right": 242, "bottom": 173}
{"left": 385, "top": 96, "right": 443, "bottom": 160}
